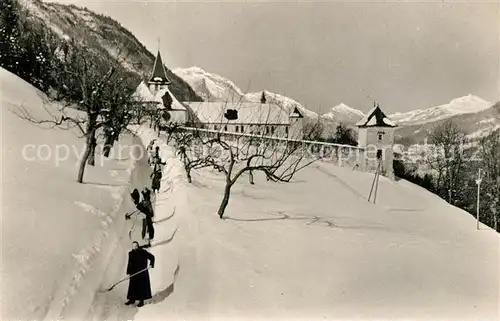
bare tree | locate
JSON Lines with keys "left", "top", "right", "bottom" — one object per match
{"left": 15, "top": 39, "right": 142, "bottom": 183}
{"left": 477, "top": 129, "right": 500, "bottom": 231}
{"left": 426, "top": 120, "right": 469, "bottom": 202}
{"left": 168, "top": 125, "right": 319, "bottom": 219}
{"left": 332, "top": 123, "right": 357, "bottom": 146}
{"left": 302, "top": 118, "right": 326, "bottom": 141}
{"left": 165, "top": 124, "right": 218, "bottom": 183}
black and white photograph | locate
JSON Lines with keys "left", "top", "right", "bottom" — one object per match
{"left": 1, "top": 0, "right": 499, "bottom": 320}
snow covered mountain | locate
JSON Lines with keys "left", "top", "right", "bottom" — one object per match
{"left": 12, "top": 0, "right": 201, "bottom": 102}
{"left": 322, "top": 103, "right": 365, "bottom": 125}
{"left": 390, "top": 95, "right": 492, "bottom": 126}
{"left": 173, "top": 66, "right": 318, "bottom": 118}
{"left": 395, "top": 101, "right": 500, "bottom": 144}
{"left": 172, "top": 66, "right": 245, "bottom": 103}
{"left": 174, "top": 66, "right": 497, "bottom": 143}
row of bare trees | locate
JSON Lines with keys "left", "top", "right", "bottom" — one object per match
{"left": 418, "top": 121, "right": 499, "bottom": 231}
{"left": 16, "top": 38, "right": 150, "bottom": 182}
{"left": 166, "top": 124, "right": 320, "bottom": 218}
{"left": 303, "top": 119, "right": 358, "bottom": 146}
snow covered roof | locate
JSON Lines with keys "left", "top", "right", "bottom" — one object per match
{"left": 148, "top": 51, "right": 171, "bottom": 85}
{"left": 183, "top": 102, "right": 291, "bottom": 125}
{"left": 356, "top": 105, "right": 397, "bottom": 128}
{"left": 133, "top": 81, "right": 186, "bottom": 111}
{"left": 289, "top": 107, "right": 304, "bottom": 118}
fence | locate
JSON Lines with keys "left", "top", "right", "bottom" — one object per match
{"left": 171, "top": 126, "right": 369, "bottom": 172}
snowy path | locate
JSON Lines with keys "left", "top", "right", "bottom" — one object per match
{"left": 85, "top": 128, "right": 184, "bottom": 321}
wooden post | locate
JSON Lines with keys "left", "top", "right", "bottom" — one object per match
{"left": 368, "top": 160, "right": 381, "bottom": 204}
{"left": 476, "top": 168, "right": 482, "bottom": 230}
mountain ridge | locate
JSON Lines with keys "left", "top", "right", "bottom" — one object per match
{"left": 389, "top": 94, "right": 492, "bottom": 126}
{"left": 174, "top": 66, "right": 499, "bottom": 143}
{"left": 9, "top": 0, "right": 202, "bottom": 102}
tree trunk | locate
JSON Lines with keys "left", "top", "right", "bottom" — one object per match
{"left": 184, "top": 164, "right": 193, "bottom": 184}
{"left": 87, "top": 134, "right": 97, "bottom": 166}
{"left": 77, "top": 134, "right": 93, "bottom": 183}
{"left": 218, "top": 182, "right": 232, "bottom": 219}
{"left": 103, "top": 134, "right": 114, "bottom": 158}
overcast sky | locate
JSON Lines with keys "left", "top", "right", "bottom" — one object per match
{"left": 46, "top": 0, "right": 499, "bottom": 114}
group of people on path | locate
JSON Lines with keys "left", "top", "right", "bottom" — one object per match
{"left": 147, "top": 139, "right": 166, "bottom": 194}
{"left": 122, "top": 140, "right": 168, "bottom": 308}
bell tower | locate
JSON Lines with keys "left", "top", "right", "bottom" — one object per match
{"left": 356, "top": 102, "right": 397, "bottom": 179}
{"left": 148, "top": 40, "right": 171, "bottom": 96}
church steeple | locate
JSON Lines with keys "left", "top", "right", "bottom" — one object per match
{"left": 149, "top": 50, "right": 171, "bottom": 86}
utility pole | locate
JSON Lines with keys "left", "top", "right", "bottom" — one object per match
{"left": 475, "top": 168, "right": 482, "bottom": 230}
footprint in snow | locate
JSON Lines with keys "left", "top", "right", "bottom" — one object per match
{"left": 74, "top": 201, "right": 107, "bottom": 217}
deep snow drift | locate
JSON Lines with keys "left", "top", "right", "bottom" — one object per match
{"left": 0, "top": 67, "right": 145, "bottom": 320}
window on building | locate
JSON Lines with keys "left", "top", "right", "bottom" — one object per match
{"left": 224, "top": 125, "right": 228, "bottom": 131}
{"left": 378, "top": 131, "right": 385, "bottom": 141}
{"left": 241, "top": 126, "right": 245, "bottom": 133}
{"left": 271, "top": 126, "right": 275, "bottom": 134}
{"left": 235, "top": 126, "right": 239, "bottom": 133}
{"left": 285, "top": 127, "right": 289, "bottom": 136}
{"left": 214, "top": 125, "right": 219, "bottom": 131}
{"left": 377, "top": 149, "right": 383, "bottom": 159}
{"left": 266, "top": 126, "right": 270, "bottom": 135}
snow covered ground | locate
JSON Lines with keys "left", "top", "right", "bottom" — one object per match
{"left": 2, "top": 67, "right": 498, "bottom": 321}
{"left": 91, "top": 133, "right": 499, "bottom": 321}
{"left": 124, "top": 158, "right": 499, "bottom": 321}
{"left": 0, "top": 68, "right": 146, "bottom": 320}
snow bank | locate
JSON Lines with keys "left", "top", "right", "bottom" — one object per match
{"left": 0, "top": 67, "right": 143, "bottom": 321}
{"left": 82, "top": 126, "right": 192, "bottom": 321}
{"left": 130, "top": 127, "right": 191, "bottom": 320}
{"left": 42, "top": 139, "right": 146, "bottom": 321}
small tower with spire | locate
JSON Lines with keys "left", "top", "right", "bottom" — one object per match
{"left": 260, "top": 91, "right": 267, "bottom": 104}
{"left": 356, "top": 102, "right": 397, "bottom": 179}
{"left": 148, "top": 40, "right": 171, "bottom": 96}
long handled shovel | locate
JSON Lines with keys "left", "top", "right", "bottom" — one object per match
{"left": 125, "top": 209, "right": 139, "bottom": 220}
{"left": 100, "top": 267, "right": 150, "bottom": 292}
{"left": 128, "top": 213, "right": 139, "bottom": 240}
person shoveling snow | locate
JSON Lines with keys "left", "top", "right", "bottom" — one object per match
{"left": 124, "top": 241, "right": 155, "bottom": 307}
{"left": 127, "top": 188, "right": 155, "bottom": 247}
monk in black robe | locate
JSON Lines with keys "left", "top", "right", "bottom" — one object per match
{"left": 125, "top": 241, "right": 155, "bottom": 307}
{"left": 127, "top": 189, "right": 155, "bottom": 246}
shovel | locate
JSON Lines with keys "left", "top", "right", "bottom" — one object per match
{"left": 100, "top": 267, "right": 151, "bottom": 292}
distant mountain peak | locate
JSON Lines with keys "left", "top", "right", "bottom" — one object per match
{"left": 174, "top": 66, "right": 318, "bottom": 118}
{"left": 390, "top": 95, "right": 492, "bottom": 126}
{"left": 321, "top": 103, "right": 364, "bottom": 125}
{"left": 328, "top": 103, "right": 364, "bottom": 116}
